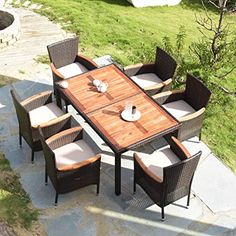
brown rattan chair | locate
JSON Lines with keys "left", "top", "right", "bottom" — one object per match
{"left": 10, "top": 89, "right": 70, "bottom": 163}
{"left": 153, "top": 74, "right": 211, "bottom": 141}
{"left": 123, "top": 47, "right": 177, "bottom": 96}
{"left": 133, "top": 136, "right": 201, "bottom": 220}
{"left": 47, "top": 37, "right": 98, "bottom": 94}
{"left": 38, "top": 117, "right": 101, "bottom": 205}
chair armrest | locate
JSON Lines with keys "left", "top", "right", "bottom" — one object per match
{"left": 144, "top": 78, "right": 172, "bottom": 95}
{"left": 21, "top": 91, "right": 53, "bottom": 111}
{"left": 76, "top": 54, "right": 98, "bottom": 70}
{"left": 57, "top": 154, "right": 101, "bottom": 172}
{"left": 123, "top": 63, "right": 155, "bottom": 77}
{"left": 179, "top": 107, "right": 205, "bottom": 123}
{"left": 177, "top": 108, "right": 206, "bottom": 141}
{"left": 50, "top": 63, "right": 65, "bottom": 80}
{"left": 36, "top": 113, "right": 73, "bottom": 139}
{"left": 134, "top": 153, "right": 163, "bottom": 183}
{"left": 152, "top": 89, "right": 185, "bottom": 105}
{"left": 168, "top": 136, "right": 191, "bottom": 160}
{"left": 47, "top": 126, "right": 83, "bottom": 150}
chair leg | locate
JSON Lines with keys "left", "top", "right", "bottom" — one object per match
{"left": 133, "top": 178, "right": 136, "bottom": 194}
{"left": 161, "top": 207, "right": 165, "bottom": 221}
{"left": 45, "top": 166, "right": 48, "bottom": 185}
{"left": 96, "top": 182, "right": 100, "bottom": 195}
{"left": 19, "top": 131, "right": 22, "bottom": 147}
{"left": 31, "top": 150, "right": 34, "bottom": 163}
{"left": 187, "top": 188, "right": 191, "bottom": 209}
{"left": 54, "top": 192, "right": 58, "bottom": 206}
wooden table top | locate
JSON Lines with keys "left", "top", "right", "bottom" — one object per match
{"left": 61, "top": 64, "right": 142, "bottom": 113}
{"left": 87, "top": 93, "right": 179, "bottom": 152}
{"left": 58, "top": 64, "right": 180, "bottom": 153}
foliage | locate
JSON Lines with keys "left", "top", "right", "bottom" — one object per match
{"left": 190, "top": 0, "right": 236, "bottom": 90}
{"left": 0, "top": 75, "right": 18, "bottom": 87}
{"left": 161, "top": 26, "right": 190, "bottom": 86}
{"left": 0, "top": 153, "right": 39, "bottom": 229}
{"left": 34, "top": 54, "right": 50, "bottom": 64}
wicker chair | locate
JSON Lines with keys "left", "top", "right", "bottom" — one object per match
{"left": 153, "top": 74, "right": 211, "bottom": 141}
{"left": 10, "top": 89, "right": 70, "bottom": 163}
{"left": 47, "top": 37, "right": 98, "bottom": 94}
{"left": 123, "top": 47, "right": 177, "bottom": 96}
{"left": 38, "top": 117, "right": 101, "bottom": 205}
{"left": 133, "top": 136, "right": 201, "bottom": 220}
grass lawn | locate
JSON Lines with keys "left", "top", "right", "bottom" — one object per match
{"left": 19, "top": 0, "right": 236, "bottom": 172}
{"left": 0, "top": 153, "right": 40, "bottom": 235}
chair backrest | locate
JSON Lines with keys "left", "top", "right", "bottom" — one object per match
{"left": 154, "top": 47, "right": 177, "bottom": 81}
{"left": 184, "top": 74, "right": 211, "bottom": 110}
{"left": 38, "top": 127, "right": 57, "bottom": 186}
{"left": 47, "top": 37, "right": 79, "bottom": 69}
{"left": 163, "top": 151, "right": 201, "bottom": 202}
{"left": 10, "top": 89, "right": 33, "bottom": 146}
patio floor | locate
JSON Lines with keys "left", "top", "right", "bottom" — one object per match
{"left": 0, "top": 5, "right": 235, "bottom": 236}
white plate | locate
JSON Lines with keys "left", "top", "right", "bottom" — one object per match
{"left": 121, "top": 110, "right": 141, "bottom": 122}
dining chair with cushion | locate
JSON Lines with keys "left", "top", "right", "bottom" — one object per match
{"left": 47, "top": 37, "right": 98, "bottom": 94}
{"left": 10, "top": 89, "right": 70, "bottom": 163}
{"left": 38, "top": 117, "right": 101, "bottom": 205}
{"left": 153, "top": 74, "right": 211, "bottom": 141}
{"left": 123, "top": 47, "right": 177, "bottom": 96}
{"left": 133, "top": 136, "right": 201, "bottom": 220}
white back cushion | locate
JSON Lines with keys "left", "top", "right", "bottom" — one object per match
{"left": 29, "top": 103, "right": 64, "bottom": 126}
{"left": 53, "top": 140, "right": 95, "bottom": 169}
{"left": 131, "top": 73, "right": 163, "bottom": 88}
{"left": 163, "top": 100, "right": 196, "bottom": 120}
{"left": 57, "top": 62, "right": 88, "bottom": 79}
{"left": 137, "top": 147, "right": 180, "bottom": 182}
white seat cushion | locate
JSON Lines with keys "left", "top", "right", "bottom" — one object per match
{"left": 29, "top": 103, "right": 64, "bottom": 127}
{"left": 163, "top": 100, "right": 196, "bottom": 120}
{"left": 57, "top": 62, "right": 88, "bottom": 79}
{"left": 137, "top": 147, "right": 180, "bottom": 182}
{"left": 53, "top": 140, "right": 95, "bottom": 169}
{"left": 131, "top": 73, "right": 163, "bottom": 88}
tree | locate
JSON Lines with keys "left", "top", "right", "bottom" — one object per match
{"left": 190, "top": 0, "right": 236, "bottom": 94}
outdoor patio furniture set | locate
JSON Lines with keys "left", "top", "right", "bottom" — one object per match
{"left": 11, "top": 37, "right": 211, "bottom": 220}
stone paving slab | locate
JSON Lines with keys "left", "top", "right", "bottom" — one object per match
{"left": 192, "top": 154, "right": 236, "bottom": 213}
{"left": 0, "top": 7, "right": 72, "bottom": 80}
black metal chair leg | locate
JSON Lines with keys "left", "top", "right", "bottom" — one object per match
{"left": 187, "top": 189, "right": 191, "bottom": 208}
{"left": 199, "top": 131, "right": 202, "bottom": 141}
{"left": 54, "top": 192, "right": 58, "bottom": 206}
{"left": 31, "top": 150, "right": 34, "bottom": 163}
{"left": 161, "top": 207, "right": 165, "bottom": 221}
{"left": 96, "top": 182, "right": 100, "bottom": 195}
{"left": 133, "top": 178, "right": 136, "bottom": 193}
{"left": 19, "top": 132, "right": 22, "bottom": 147}
{"left": 45, "top": 166, "right": 48, "bottom": 185}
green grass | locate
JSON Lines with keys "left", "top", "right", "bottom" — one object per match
{"left": 34, "top": 54, "right": 50, "bottom": 64}
{"left": 29, "top": 0, "right": 236, "bottom": 171}
{"left": 0, "top": 153, "right": 39, "bottom": 229}
{"left": 0, "top": 75, "right": 18, "bottom": 87}
{"left": 31, "top": 0, "right": 224, "bottom": 64}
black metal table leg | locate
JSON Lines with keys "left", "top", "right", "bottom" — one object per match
{"left": 115, "top": 153, "right": 121, "bottom": 195}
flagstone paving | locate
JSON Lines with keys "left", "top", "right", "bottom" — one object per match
{"left": 0, "top": 5, "right": 236, "bottom": 236}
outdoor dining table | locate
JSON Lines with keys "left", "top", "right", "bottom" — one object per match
{"left": 55, "top": 64, "right": 180, "bottom": 195}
